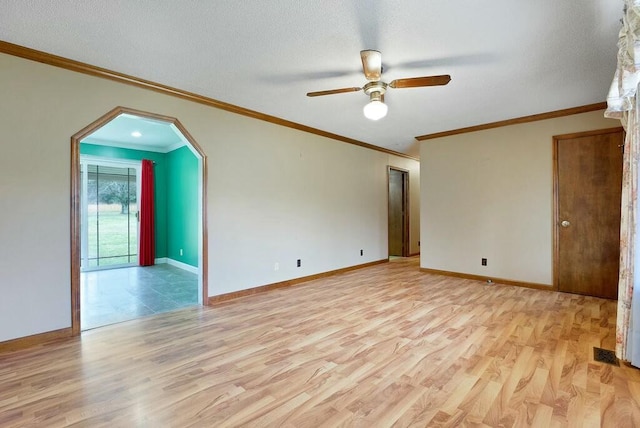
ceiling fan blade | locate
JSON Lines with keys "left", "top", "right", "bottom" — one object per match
{"left": 360, "top": 50, "right": 382, "bottom": 81}
{"left": 389, "top": 75, "right": 451, "bottom": 89}
{"left": 306, "top": 87, "right": 362, "bottom": 97}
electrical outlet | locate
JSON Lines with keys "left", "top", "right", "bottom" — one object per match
{"left": 360, "top": 249, "right": 363, "bottom": 256}
{"left": 297, "top": 259, "right": 301, "bottom": 267}
{"left": 481, "top": 258, "right": 487, "bottom": 266}
{"left": 274, "top": 262, "right": 279, "bottom": 271}
{"left": 180, "top": 249, "right": 183, "bottom": 256}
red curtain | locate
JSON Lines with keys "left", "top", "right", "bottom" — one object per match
{"left": 139, "top": 159, "right": 155, "bottom": 266}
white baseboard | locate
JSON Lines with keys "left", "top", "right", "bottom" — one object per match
{"left": 166, "top": 258, "right": 198, "bottom": 274}
{"left": 155, "top": 257, "right": 168, "bottom": 264}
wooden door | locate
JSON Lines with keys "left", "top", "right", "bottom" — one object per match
{"left": 388, "top": 167, "right": 409, "bottom": 257}
{"left": 554, "top": 128, "right": 623, "bottom": 299}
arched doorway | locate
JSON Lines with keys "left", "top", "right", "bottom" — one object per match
{"left": 70, "top": 107, "right": 208, "bottom": 334}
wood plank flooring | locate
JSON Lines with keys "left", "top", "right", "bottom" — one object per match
{"left": 1, "top": 258, "right": 640, "bottom": 427}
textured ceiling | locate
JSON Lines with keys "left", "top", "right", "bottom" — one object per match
{"left": 0, "top": 1, "right": 622, "bottom": 158}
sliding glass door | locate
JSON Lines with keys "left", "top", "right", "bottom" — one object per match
{"left": 80, "top": 157, "right": 141, "bottom": 270}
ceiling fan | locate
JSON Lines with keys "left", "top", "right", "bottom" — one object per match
{"left": 307, "top": 50, "right": 451, "bottom": 121}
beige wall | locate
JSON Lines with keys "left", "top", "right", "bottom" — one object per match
{"left": 420, "top": 110, "right": 618, "bottom": 285}
{"left": 0, "top": 52, "right": 419, "bottom": 342}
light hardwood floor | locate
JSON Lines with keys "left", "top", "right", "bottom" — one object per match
{"left": 1, "top": 258, "right": 640, "bottom": 427}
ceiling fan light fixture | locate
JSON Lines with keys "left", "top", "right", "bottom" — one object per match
{"left": 363, "top": 91, "right": 388, "bottom": 120}
{"left": 363, "top": 100, "right": 387, "bottom": 120}
{"left": 307, "top": 50, "right": 451, "bottom": 121}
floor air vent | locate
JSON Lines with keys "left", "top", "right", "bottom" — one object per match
{"left": 593, "top": 347, "right": 619, "bottom": 366}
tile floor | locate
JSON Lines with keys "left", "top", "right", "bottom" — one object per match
{"left": 81, "top": 264, "right": 198, "bottom": 330}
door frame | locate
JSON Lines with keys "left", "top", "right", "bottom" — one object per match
{"left": 552, "top": 126, "right": 623, "bottom": 292}
{"left": 387, "top": 166, "right": 410, "bottom": 257}
{"left": 71, "top": 106, "right": 209, "bottom": 335}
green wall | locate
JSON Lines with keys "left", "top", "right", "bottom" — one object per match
{"left": 79, "top": 142, "right": 199, "bottom": 267}
{"left": 166, "top": 146, "right": 199, "bottom": 267}
{"left": 80, "top": 143, "right": 168, "bottom": 259}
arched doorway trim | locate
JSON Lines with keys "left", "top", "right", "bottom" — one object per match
{"left": 70, "top": 106, "right": 208, "bottom": 335}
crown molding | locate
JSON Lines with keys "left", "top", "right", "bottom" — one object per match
{"left": 415, "top": 102, "right": 608, "bottom": 141}
{"left": 0, "top": 40, "right": 417, "bottom": 161}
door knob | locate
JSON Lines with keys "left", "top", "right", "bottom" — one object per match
{"left": 561, "top": 220, "right": 571, "bottom": 228}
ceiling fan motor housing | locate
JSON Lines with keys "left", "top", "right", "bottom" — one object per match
{"left": 363, "top": 81, "right": 387, "bottom": 101}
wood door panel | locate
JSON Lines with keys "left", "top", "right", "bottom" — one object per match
{"left": 389, "top": 169, "right": 404, "bottom": 256}
{"left": 388, "top": 168, "right": 408, "bottom": 257}
{"left": 555, "top": 129, "right": 623, "bottom": 299}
